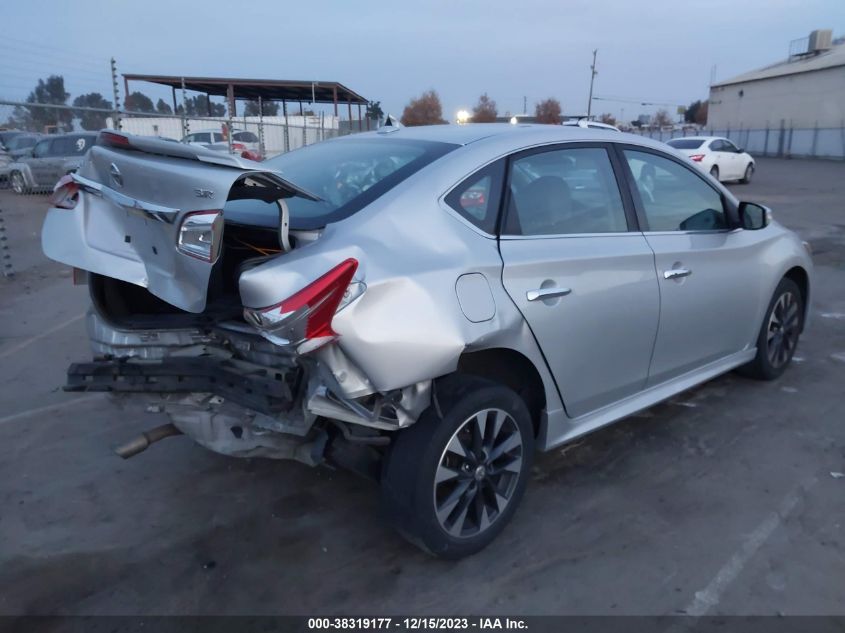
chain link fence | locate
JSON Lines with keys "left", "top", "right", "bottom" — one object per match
{"left": 0, "top": 100, "right": 374, "bottom": 162}
{"left": 630, "top": 124, "right": 845, "bottom": 160}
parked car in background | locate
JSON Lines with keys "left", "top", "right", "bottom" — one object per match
{"left": 667, "top": 136, "right": 755, "bottom": 183}
{"left": 43, "top": 126, "right": 811, "bottom": 558}
{"left": 0, "top": 130, "right": 26, "bottom": 150}
{"left": 8, "top": 132, "right": 97, "bottom": 194}
{"left": 181, "top": 128, "right": 262, "bottom": 160}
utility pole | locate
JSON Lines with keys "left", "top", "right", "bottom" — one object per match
{"left": 110, "top": 57, "right": 122, "bottom": 130}
{"left": 587, "top": 49, "right": 598, "bottom": 119}
{"left": 523, "top": 95, "right": 527, "bottom": 115}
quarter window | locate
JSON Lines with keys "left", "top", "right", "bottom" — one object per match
{"left": 623, "top": 150, "right": 728, "bottom": 231}
{"left": 444, "top": 160, "right": 505, "bottom": 234}
{"left": 504, "top": 147, "right": 628, "bottom": 235}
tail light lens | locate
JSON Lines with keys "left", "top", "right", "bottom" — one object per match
{"left": 50, "top": 174, "right": 80, "bottom": 209}
{"left": 689, "top": 154, "right": 705, "bottom": 162}
{"left": 240, "top": 150, "right": 263, "bottom": 161}
{"left": 244, "top": 258, "right": 360, "bottom": 354}
{"left": 177, "top": 210, "right": 223, "bottom": 262}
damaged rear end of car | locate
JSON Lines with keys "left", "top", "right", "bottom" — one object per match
{"left": 43, "top": 130, "right": 433, "bottom": 478}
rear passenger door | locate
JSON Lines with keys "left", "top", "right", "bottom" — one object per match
{"left": 498, "top": 143, "right": 660, "bottom": 418}
{"left": 619, "top": 147, "right": 767, "bottom": 384}
{"left": 28, "top": 139, "right": 52, "bottom": 186}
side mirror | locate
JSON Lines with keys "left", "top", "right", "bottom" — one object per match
{"left": 736, "top": 147, "right": 745, "bottom": 153}
{"left": 738, "top": 201, "right": 771, "bottom": 230}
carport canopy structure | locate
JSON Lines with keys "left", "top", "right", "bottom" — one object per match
{"left": 122, "top": 74, "right": 370, "bottom": 127}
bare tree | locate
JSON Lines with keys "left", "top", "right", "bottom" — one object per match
{"left": 652, "top": 109, "right": 672, "bottom": 128}
{"left": 471, "top": 93, "right": 498, "bottom": 122}
{"left": 400, "top": 90, "right": 447, "bottom": 126}
{"left": 599, "top": 113, "right": 617, "bottom": 126}
{"left": 534, "top": 98, "right": 562, "bottom": 125}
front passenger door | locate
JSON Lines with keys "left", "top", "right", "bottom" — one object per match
{"left": 498, "top": 144, "right": 660, "bottom": 418}
{"left": 621, "top": 148, "right": 768, "bottom": 385}
{"left": 28, "top": 139, "right": 52, "bottom": 187}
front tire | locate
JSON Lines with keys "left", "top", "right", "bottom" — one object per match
{"left": 10, "top": 171, "right": 26, "bottom": 194}
{"left": 381, "top": 375, "right": 535, "bottom": 559}
{"left": 741, "top": 163, "right": 754, "bottom": 184}
{"left": 738, "top": 277, "right": 803, "bottom": 380}
{"left": 709, "top": 165, "right": 720, "bottom": 181}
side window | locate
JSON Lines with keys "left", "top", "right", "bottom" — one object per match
{"left": 32, "top": 139, "right": 50, "bottom": 158}
{"left": 234, "top": 131, "right": 258, "bottom": 143}
{"left": 444, "top": 160, "right": 505, "bottom": 234}
{"left": 722, "top": 140, "right": 738, "bottom": 153}
{"left": 623, "top": 150, "right": 728, "bottom": 232}
{"left": 709, "top": 140, "right": 724, "bottom": 152}
{"left": 213, "top": 132, "right": 224, "bottom": 142}
{"left": 504, "top": 147, "right": 628, "bottom": 236}
{"left": 49, "top": 138, "right": 72, "bottom": 156}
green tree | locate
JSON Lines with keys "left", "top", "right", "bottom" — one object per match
{"left": 72, "top": 92, "right": 112, "bottom": 130}
{"left": 400, "top": 90, "right": 447, "bottom": 126}
{"left": 155, "top": 98, "right": 173, "bottom": 114}
{"left": 534, "top": 98, "right": 562, "bottom": 124}
{"left": 244, "top": 100, "right": 280, "bottom": 116}
{"left": 471, "top": 93, "right": 498, "bottom": 122}
{"left": 13, "top": 75, "right": 72, "bottom": 132}
{"left": 366, "top": 100, "right": 384, "bottom": 121}
{"left": 126, "top": 91, "right": 155, "bottom": 113}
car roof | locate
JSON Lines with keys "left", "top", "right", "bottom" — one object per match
{"left": 669, "top": 136, "right": 722, "bottom": 142}
{"left": 349, "top": 122, "right": 671, "bottom": 153}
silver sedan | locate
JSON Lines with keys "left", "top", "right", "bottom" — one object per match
{"left": 43, "top": 124, "right": 812, "bottom": 558}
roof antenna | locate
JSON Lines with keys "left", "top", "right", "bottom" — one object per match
{"left": 378, "top": 113, "right": 403, "bottom": 134}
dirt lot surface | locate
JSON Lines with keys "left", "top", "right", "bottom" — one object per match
{"left": 1, "top": 158, "right": 844, "bottom": 616}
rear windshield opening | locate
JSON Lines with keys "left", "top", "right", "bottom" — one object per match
{"left": 254, "top": 137, "right": 457, "bottom": 230}
{"left": 667, "top": 139, "right": 705, "bottom": 150}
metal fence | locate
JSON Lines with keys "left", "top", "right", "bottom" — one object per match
{"left": 630, "top": 124, "right": 845, "bottom": 160}
{"left": 0, "top": 100, "right": 374, "bottom": 160}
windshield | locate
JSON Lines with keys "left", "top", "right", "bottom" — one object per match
{"left": 261, "top": 137, "right": 457, "bottom": 229}
{"left": 667, "top": 139, "right": 705, "bottom": 149}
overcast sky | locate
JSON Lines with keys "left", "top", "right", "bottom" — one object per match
{"left": 2, "top": 0, "right": 843, "bottom": 123}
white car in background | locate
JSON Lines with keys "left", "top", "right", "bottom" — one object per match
{"left": 667, "top": 136, "right": 755, "bottom": 184}
{"left": 181, "top": 129, "right": 261, "bottom": 156}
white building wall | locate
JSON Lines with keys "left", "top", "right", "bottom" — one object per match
{"left": 106, "top": 115, "right": 340, "bottom": 156}
{"left": 708, "top": 66, "right": 845, "bottom": 129}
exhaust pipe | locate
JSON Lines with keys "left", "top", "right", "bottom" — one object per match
{"left": 114, "top": 423, "right": 182, "bottom": 459}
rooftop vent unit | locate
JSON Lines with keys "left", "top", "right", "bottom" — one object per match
{"left": 808, "top": 29, "right": 833, "bottom": 53}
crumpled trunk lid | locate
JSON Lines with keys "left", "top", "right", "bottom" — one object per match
{"left": 42, "top": 132, "right": 316, "bottom": 313}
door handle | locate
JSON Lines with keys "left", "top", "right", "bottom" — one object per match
{"left": 527, "top": 287, "right": 571, "bottom": 302}
{"left": 663, "top": 268, "right": 692, "bottom": 280}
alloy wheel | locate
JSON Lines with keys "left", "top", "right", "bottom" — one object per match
{"left": 433, "top": 408, "right": 523, "bottom": 538}
{"left": 767, "top": 291, "right": 800, "bottom": 368}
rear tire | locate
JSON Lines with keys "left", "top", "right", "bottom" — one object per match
{"left": 741, "top": 163, "right": 754, "bottom": 184}
{"left": 381, "top": 374, "right": 535, "bottom": 559}
{"left": 10, "top": 171, "right": 26, "bottom": 194}
{"left": 709, "top": 165, "right": 720, "bottom": 181}
{"left": 738, "top": 277, "right": 803, "bottom": 380}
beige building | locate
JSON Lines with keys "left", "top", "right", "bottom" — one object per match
{"left": 708, "top": 29, "right": 845, "bottom": 130}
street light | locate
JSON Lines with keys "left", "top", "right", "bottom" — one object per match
{"left": 456, "top": 109, "right": 470, "bottom": 125}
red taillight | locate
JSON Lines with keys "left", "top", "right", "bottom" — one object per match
{"left": 50, "top": 174, "right": 79, "bottom": 209}
{"left": 689, "top": 154, "right": 705, "bottom": 162}
{"left": 98, "top": 131, "right": 132, "bottom": 148}
{"left": 240, "top": 150, "right": 262, "bottom": 161}
{"left": 244, "top": 259, "right": 359, "bottom": 353}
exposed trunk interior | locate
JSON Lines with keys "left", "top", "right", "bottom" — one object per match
{"left": 91, "top": 221, "right": 282, "bottom": 330}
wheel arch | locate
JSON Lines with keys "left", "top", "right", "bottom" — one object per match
{"left": 783, "top": 265, "right": 810, "bottom": 331}
{"left": 456, "top": 347, "right": 547, "bottom": 436}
